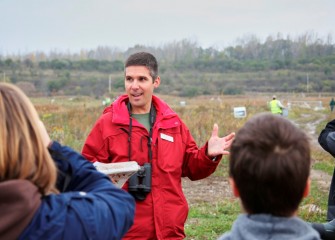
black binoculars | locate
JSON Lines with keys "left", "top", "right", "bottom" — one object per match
{"left": 128, "top": 163, "right": 152, "bottom": 201}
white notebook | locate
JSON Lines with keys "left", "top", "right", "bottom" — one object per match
{"left": 93, "top": 161, "right": 140, "bottom": 188}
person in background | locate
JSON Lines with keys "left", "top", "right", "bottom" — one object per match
{"left": 329, "top": 98, "right": 335, "bottom": 112}
{"left": 218, "top": 113, "right": 320, "bottom": 240}
{"left": 102, "top": 96, "right": 112, "bottom": 107}
{"left": 0, "top": 82, "right": 135, "bottom": 240}
{"left": 269, "top": 95, "right": 285, "bottom": 115}
{"left": 82, "top": 52, "right": 235, "bottom": 239}
{"left": 311, "top": 119, "right": 335, "bottom": 239}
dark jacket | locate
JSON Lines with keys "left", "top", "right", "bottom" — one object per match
{"left": 82, "top": 95, "right": 222, "bottom": 239}
{"left": 0, "top": 141, "right": 135, "bottom": 240}
{"left": 318, "top": 119, "right": 335, "bottom": 220}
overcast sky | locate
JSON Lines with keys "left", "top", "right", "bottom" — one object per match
{"left": 1, "top": 0, "right": 334, "bottom": 55}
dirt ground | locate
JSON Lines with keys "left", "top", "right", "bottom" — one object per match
{"left": 182, "top": 112, "right": 333, "bottom": 206}
{"left": 182, "top": 175, "right": 232, "bottom": 206}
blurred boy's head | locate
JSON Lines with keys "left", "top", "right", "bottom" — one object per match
{"left": 229, "top": 113, "right": 311, "bottom": 217}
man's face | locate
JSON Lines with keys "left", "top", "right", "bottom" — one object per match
{"left": 125, "top": 66, "right": 160, "bottom": 114}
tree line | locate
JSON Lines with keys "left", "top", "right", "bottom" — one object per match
{"left": 0, "top": 32, "right": 334, "bottom": 97}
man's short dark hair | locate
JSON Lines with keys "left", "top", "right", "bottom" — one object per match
{"left": 125, "top": 52, "right": 158, "bottom": 81}
{"left": 229, "top": 113, "right": 311, "bottom": 217}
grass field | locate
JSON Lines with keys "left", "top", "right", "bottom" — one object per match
{"left": 33, "top": 93, "right": 334, "bottom": 239}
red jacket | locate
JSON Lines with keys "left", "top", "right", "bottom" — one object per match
{"left": 82, "top": 95, "right": 222, "bottom": 239}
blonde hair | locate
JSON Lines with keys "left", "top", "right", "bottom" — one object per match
{"left": 0, "top": 83, "right": 57, "bottom": 195}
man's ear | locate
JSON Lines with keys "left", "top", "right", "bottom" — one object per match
{"left": 153, "top": 76, "right": 160, "bottom": 88}
{"left": 303, "top": 178, "right": 311, "bottom": 198}
{"left": 229, "top": 177, "right": 240, "bottom": 197}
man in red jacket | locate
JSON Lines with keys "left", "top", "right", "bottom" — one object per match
{"left": 82, "top": 52, "right": 235, "bottom": 239}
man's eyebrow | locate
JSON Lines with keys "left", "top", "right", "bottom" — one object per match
{"left": 125, "top": 75, "right": 148, "bottom": 79}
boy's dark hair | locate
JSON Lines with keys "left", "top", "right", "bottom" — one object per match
{"left": 125, "top": 52, "right": 158, "bottom": 81}
{"left": 229, "top": 113, "right": 311, "bottom": 217}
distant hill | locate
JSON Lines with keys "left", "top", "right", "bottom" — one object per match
{"left": 0, "top": 33, "right": 334, "bottom": 97}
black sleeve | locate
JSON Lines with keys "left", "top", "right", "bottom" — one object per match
{"left": 318, "top": 119, "right": 335, "bottom": 158}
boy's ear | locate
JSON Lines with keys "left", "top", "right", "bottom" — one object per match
{"left": 303, "top": 178, "right": 311, "bottom": 198}
{"left": 229, "top": 177, "right": 240, "bottom": 197}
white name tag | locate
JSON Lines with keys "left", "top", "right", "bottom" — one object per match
{"left": 160, "top": 133, "right": 174, "bottom": 142}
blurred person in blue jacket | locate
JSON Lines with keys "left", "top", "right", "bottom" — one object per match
{"left": 0, "top": 82, "right": 135, "bottom": 240}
